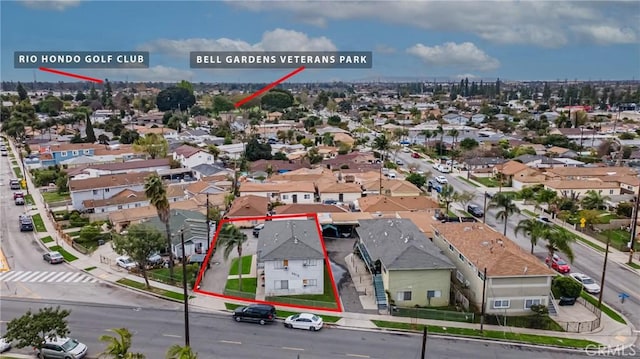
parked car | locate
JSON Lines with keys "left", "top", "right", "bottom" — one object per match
{"left": 232, "top": 304, "right": 276, "bottom": 325}
{"left": 284, "top": 313, "right": 324, "bottom": 331}
{"left": 558, "top": 296, "right": 576, "bottom": 306}
{"left": 546, "top": 254, "right": 571, "bottom": 273}
{"left": 0, "top": 337, "right": 11, "bottom": 353}
{"left": 13, "top": 191, "right": 24, "bottom": 200}
{"left": 0, "top": 149, "right": 7, "bottom": 156}
{"left": 570, "top": 273, "right": 601, "bottom": 294}
{"left": 467, "top": 204, "right": 484, "bottom": 218}
{"left": 116, "top": 256, "right": 137, "bottom": 270}
{"left": 537, "top": 216, "right": 551, "bottom": 224}
{"left": 147, "top": 253, "right": 164, "bottom": 267}
{"left": 14, "top": 197, "right": 25, "bottom": 205}
{"left": 395, "top": 159, "right": 403, "bottom": 165}
{"left": 9, "top": 179, "right": 21, "bottom": 190}
{"left": 435, "top": 176, "right": 448, "bottom": 184}
{"left": 411, "top": 152, "right": 420, "bottom": 158}
{"left": 252, "top": 223, "right": 265, "bottom": 238}
{"left": 43, "top": 251, "right": 64, "bottom": 264}
{"left": 37, "top": 337, "right": 88, "bottom": 359}
{"left": 19, "top": 215, "right": 33, "bottom": 231}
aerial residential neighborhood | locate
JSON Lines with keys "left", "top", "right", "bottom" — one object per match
{"left": 1, "top": 1, "right": 639, "bottom": 358}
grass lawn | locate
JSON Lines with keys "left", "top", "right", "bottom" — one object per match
{"left": 554, "top": 226, "right": 606, "bottom": 253}
{"left": 580, "top": 291, "right": 626, "bottom": 324}
{"left": 24, "top": 193, "right": 34, "bottom": 205}
{"left": 599, "top": 229, "right": 631, "bottom": 251}
{"left": 117, "top": 278, "right": 186, "bottom": 301}
{"left": 40, "top": 235, "right": 54, "bottom": 244}
{"left": 371, "top": 320, "right": 600, "bottom": 349}
{"left": 84, "top": 266, "right": 97, "bottom": 271}
{"left": 225, "top": 277, "right": 258, "bottom": 294}
{"left": 228, "top": 255, "right": 253, "bottom": 275}
{"left": 474, "top": 177, "right": 498, "bottom": 187}
{"left": 268, "top": 267, "right": 339, "bottom": 309}
{"left": 12, "top": 166, "right": 22, "bottom": 178}
{"left": 522, "top": 209, "right": 537, "bottom": 217}
{"left": 42, "top": 191, "right": 71, "bottom": 203}
{"left": 49, "top": 245, "right": 78, "bottom": 262}
{"left": 224, "top": 303, "right": 341, "bottom": 323}
{"left": 457, "top": 176, "right": 479, "bottom": 187}
{"left": 627, "top": 261, "right": 640, "bottom": 270}
{"left": 31, "top": 213, "right": 47, "bottom": 232}
{"left": 149, "top": 264, "right": 201, "bottom": 287}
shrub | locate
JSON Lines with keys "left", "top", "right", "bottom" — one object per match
{"left": 552, "top": 276, "right": 582, "bottom": 298}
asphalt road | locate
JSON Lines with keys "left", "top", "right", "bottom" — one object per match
{"left": 1, "top": 297, "right": 591, "bottom": 359}
{"left": 395, "top": 151, "right": 640, "bottom": 335}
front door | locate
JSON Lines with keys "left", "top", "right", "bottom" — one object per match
{"left": 292, "top": 194, "right": 298, "bottom": 203}
{"left": 338, "top": 193, "right": 344, "bottom": 202}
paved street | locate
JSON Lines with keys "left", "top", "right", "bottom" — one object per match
{"left": 0, "top": 297, "right": 593, "bottom": 359}
{"left": 395, "top": 150, "right": 640, "bottom": 344}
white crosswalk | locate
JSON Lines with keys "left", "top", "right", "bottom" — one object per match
{"left": 0, "top": 271, "right": 99, "bottom": 284}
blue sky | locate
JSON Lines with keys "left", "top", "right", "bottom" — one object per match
{"left": 2, "top": 0, "right": 639, "bottom": 83}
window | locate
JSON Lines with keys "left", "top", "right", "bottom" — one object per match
{"left": 135, "top": 203, "right": 140, "bottom": 208}
{"left": 303, "top": 194, "right": 311, "bottom": 199}
{"left": 493, "top": 299, "right": 510, "bottom": 309}
{"left": 478, "top": 271, "right": 485, "bottom": 281}
{"left": 92, "top": 190, "right": 98, "bottom": 195}
{"left": 427, "top": 290, "right": 441, "bottom": 298}
{"left": 61, "top": 151, "right": 67, "bottom": 157}
{"left": 275, "top": 259, "right": 289, "bottom": 269}
{"left": 458, "top": 253, "right": 465, "bottom": 262}
{"left": 455, "top": 270, "right": 464, "bottom": 283}
{"left": 303, "top": 259, "right": 317, "bottom": 267}
{"left": 396, "top": 291, "right": 412, "bottom": 301}
{"left": 525, "top": 298, "right": 542, "bottom": 309}
{"left": 448, "top": 244, "right": 454, "bottom": 252}
{"left": 72, "top": 150, "right": 78, "bottom": 156}
{"left": 303, "top": 279, "right": 317, "bottom": 287}
{"left": 434, "top": 230, "right": 440, "bottom": 237}
{"left": 84, "top": 150, "right": 91, "bottom": 154}
{"left": 105, "top": 188, "right": 110, "bottom": 193}
{"left": 282, "top": 195, "right": 289, "bottom": 200}
{"left": 117, "top": 205, "right": 123, "bottom": 210}
{"left": 609, "top": 190, "right": 614, "bottom": 195}
{"left": 275, "top": 280, "right": 289, "bottom": 290}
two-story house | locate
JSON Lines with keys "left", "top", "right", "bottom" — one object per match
{"left": 431, "top": 222, "right": 556, "bottom": 315}
{"left": 256, "top": 219, "right": 325, "bottom": 296}
{"left": 173, "top": 144, "right": 214, "bottom": 168}
{"left": 37, "top": 143, "right": 103, "bottom": 167}
{"left": 69, "top": 171, "right": 153, "bottom": 211}
{"left": 355, "top": 219, "right": 455, "bottom": 308}
{"left": 239, "top": 181, "right": 316, "bottom": 204}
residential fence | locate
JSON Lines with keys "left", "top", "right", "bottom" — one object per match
{"left": 391, "top": 306, "right": 475, "bottom": 323}
{"left": 224, "top": 289, "right": 256, "bottom": 300}
{"left": 264, "top": 296, "right": 339, "bottom": 309}
{"left": 555, "top": 297, "right": 602, "bottom": 333}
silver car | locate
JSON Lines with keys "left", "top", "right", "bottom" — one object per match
{"left": 38, "top": 337, "right": 87, "bottom": 359}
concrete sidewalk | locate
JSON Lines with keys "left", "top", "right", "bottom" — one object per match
{"left": 12, "top": 140, "right": 638, "bottom": 351}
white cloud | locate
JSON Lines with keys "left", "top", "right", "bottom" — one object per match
{"left": 97, "top": 66, "right": 194, "bottom": 83}
{"left": 571, "top": 25, "right": 637, "bottom": 45}
{"left": 456, "top": 74, "right": 477, "bottom": 80}
{"left": 375, "top": 44, "right": 396, "bottom": 54}
{"left": 20, "top": 0, "right": 81, "bottom": 10}
{"left": 227, "top": 1, "right": 639, "bottom": 47}
{"left": 139, "top": 29, "right": 337, "bottom": 56}
{"left": 407, "top": 42, "right": 500, "bottom": 71}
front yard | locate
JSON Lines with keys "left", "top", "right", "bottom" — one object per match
{"left": 31, "top": 213, "right": 47, "bottom": 232}
{"left": 224, "top": 277, "right": 258, "bottom": 299}
{"left": 266, "top": 267, "right": 339, "bottom": 309}
{"left": 228, "top": 255, "right": 252, "bottom": 275}
{"left": 42, "top": 191, "right": 71, "bottom": 203}
{"left": 474, "top": 177, "right": 499, "bottom": 187}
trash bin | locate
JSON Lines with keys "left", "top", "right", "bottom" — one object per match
{"left": 97, "top": 239, "right": 105, "bottom": 246}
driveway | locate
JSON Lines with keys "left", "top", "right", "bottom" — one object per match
{"left": 324, "top": 236, "right": 378, "bottom": 314}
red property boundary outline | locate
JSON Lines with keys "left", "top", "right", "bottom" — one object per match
{"left": 193, "top": 213, "right": 343, "bottom": 313}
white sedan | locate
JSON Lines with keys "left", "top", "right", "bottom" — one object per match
{"left": 569, "top": 273, "right": 601, "bottom": 294}
{"left": 435, "top": 176, "right": 448, "bottom": 184}
{"left": 0, "top": 337, "right": 11, "bottom": 353}
{"left": 116, "top": 256, "right": 137, "bottom": 270}
{"left": 284, "top": 313, "right": 324, "bottom": 331}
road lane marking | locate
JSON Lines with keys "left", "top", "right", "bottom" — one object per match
{"left": 162, "top": 334, "right": 181, "bottom": 338}
{"left": 64, "top": 273, "right": 82, "bottom": 282}
{"left": 282, "top": 347, "right": 305, "bottom": 351}
{"left": 28, "top": 272, "right": 51, "bottom": 282}
{"left": 219, "top": 340, "right": 242, "bottom": 345}
{"left": 22, "top": 271, "right": 42, "bottom": 281}
{"left": 48, "top": 272, "right": 68, "bottom": 282}
{"left": 56, "top": 272, "right": 74, "bottom": 282}
{"left": 346, "top": 354, "right": 370, "bottom": 358}
{"left": 37, "top": 272, "right": 59, "bottom": 282}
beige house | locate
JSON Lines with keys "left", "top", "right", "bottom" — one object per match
{"left": 363, "top": 179, "right": 422, "bottom": 196}
{"left": 239, "top": 181, "right": 316, "bottom": 204}
{"left": 544, "top": 180, "right": 621, "bottom": 198}
{"left": 316, "top": 181, "right": 362, "bottom": 203}
{"left": 544, "top": 166, "right": 637, "bottom": 181}
{"left": 431, "top": 223, "right": 556, "bottom": 315}
{"left": 356, "top": 219, "right": 455, "bottom": 308}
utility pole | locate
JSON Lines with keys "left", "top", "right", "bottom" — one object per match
{"left": 598, "top": 240, "right": 610, "bottom": 310}
{"left": 480, "top": 267, "right": 487, "bottom": 332}
{"left": 629, "top": 185, "right": 639, "bottom": 265}
{"left": 180, "top": 230, "right": 191, "bottom": 346}
{"left": 206, "top": 193, "right": 211, "bottom": 253}
{"left": 420, "top": 326, "right": 427, "bottom": 359}
{"left": 482, "top": 192, "right": 488, "bottom": 224}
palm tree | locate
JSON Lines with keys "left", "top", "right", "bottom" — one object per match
{"left": 515, "top": 218, "right": 549, "bottom": 254}
{"left": 99, "top": 328, "right": 145, "bottom": 359}
{"left": 166, "top": 344, "right": 197, "bottom": 359}
{"left": 438, "top": 184, "right": 456, "bottom": 214}
{"left": 546, "top": 228, "right": 576, "bottom": 263}
{"left": 217, "top": 224, "right": 248, "bottom": 291}
{"left": 421, "top": 129, "right": 432, "bottom": 152}
{"left": 535, "top": 189, "right": 557, "bottom": 215}
{"left": 436, "top": 125, "right": 444, "bottom": 155}
{"left": 488, "top": 192, "right": 521, "bottom": 236}
{"left": 373, "top": 134, "right": 391, "bottom": 162}
{"left": 207, "top": 145, "right": 220, "bottom": 161}
{"left": 581, "top": 190, "right": 610, "bottom": 210}
{"left": 448, "top": 129, "right": 459, "bottom": 149}
{"left": 144, "top": 174, "right": 175, "bottom": 283}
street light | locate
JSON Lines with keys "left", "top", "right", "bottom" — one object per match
{"left": 179, "top": 229, "right": 191, "bottom": 347}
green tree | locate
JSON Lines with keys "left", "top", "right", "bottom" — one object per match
{"left": 75, "top": 90, "right": 86, "bottom": 101}
{"left": 552, "top": 276, "right": 582, "bottom": 298}
{"left": 304, "top": 147, "right": 323, "bottom": 164}
{"left": 166, "top": 344, "right": 198, "bottom": 359}
{"left": 156, "top": 87, "right": 196, "bottom": 112}
{"left": 581, "top": 190, "right": 610, "bottom": 210}
{"left": 112, "top": 224, "right": 166, "bottom": 288}
{"left": 454, "top": 190, "right": 475, "bottom": 212}
{"left": 245, "top": 136, "right": 272, "bottom": 161}
{"left": 260, "top": 89, "right": 294, "bottom": 111}
{"left": 99, "top": 327, "right": 146, "bottom": 359}
{"left": 327, "top": 115, "right": 342, "bottom": 126}
{"left": 85, "top": 113, "right": 96, "bottom": 143}
{"left": 489, "top": 192, "right": 520, "bottom": 236}
{"left": 212, "top": 96, "right": 235, "bottom": 113}
{"left": 546, "top": 228, "right": 576, "bottom": 263}
{"left": 79, "top": 225, "right": 100, "bottom": 243}
{"left": 133, "top": 133, "right": 168, "bottom": 159}
{"left": 405, "top": 173, "right": 426, "bottom": 188}
{"left": 207, "top": 144, "right": 220, "bottom": 161}
{"left": 535, "top": 189, "right": 558, "bottom": 215}
{"left": 177, "top": 80, "right": 194, "bottom": 95}
{"left": 144, "top": 174, "right": 175, "bottom": 283}
{"left": 458, "top": 137, "right": 479, "bottom": 151}
{"left": 372, "top": 134, "right": 391, "bottom": 161}
{"left": 515, "top": 218, "right": 549, "bottom": 254}
{"left": 217, "top": 224, "right": 248, "bottom": 291}
{"left": 16, "top": 82, "right": 28, "bottom": 101}
{"left": 4, "top": 306, "right": 70, "bottom": 352}
{"left": 438, "top": 184, "right": 456, "bottom": 213}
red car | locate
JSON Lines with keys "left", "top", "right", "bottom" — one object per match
{"left": 411, "top": 152, "right": 420, "bottom": 158}
{"left": 13, "top": 191, "right": 24, "bottom": 200}
{"left": 546, "top": 254, "right": 571, "bottom": 273}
